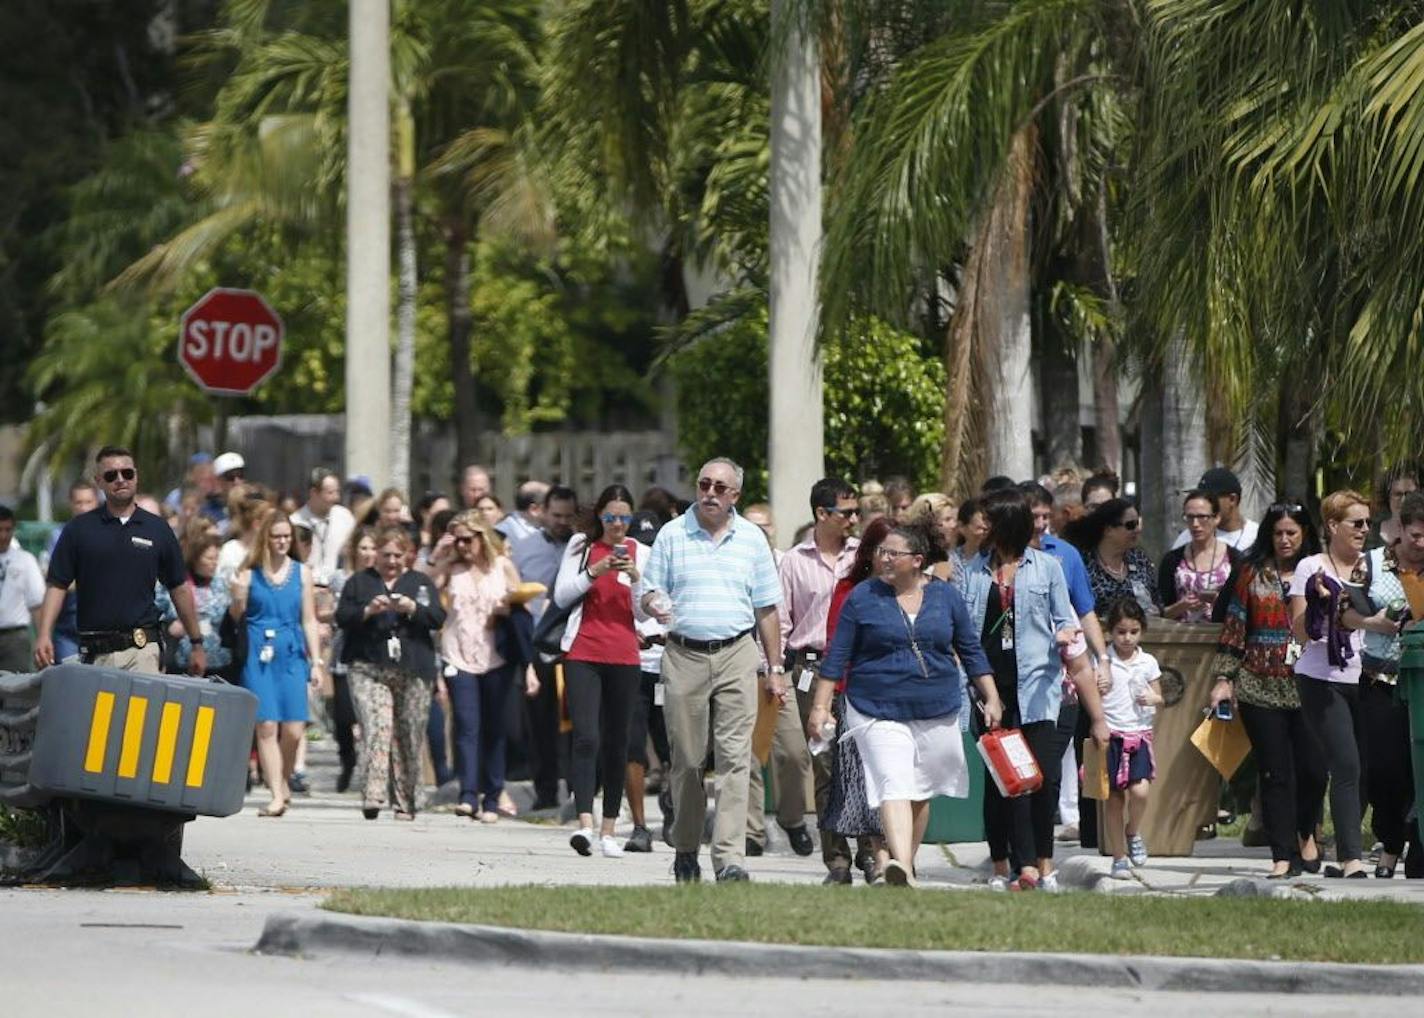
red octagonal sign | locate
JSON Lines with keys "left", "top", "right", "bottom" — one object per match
{"left": 178, "top": 287, "right": 284, "bottom": 396}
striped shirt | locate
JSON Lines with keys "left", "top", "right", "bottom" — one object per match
{"left": 778, "top": 536, "right": 859, "bottom": 652}
{"left": 643, "top": 508, "right": 782, "bottom": 641}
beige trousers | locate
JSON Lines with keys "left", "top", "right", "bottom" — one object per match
{"left": 91, "top": 644, "right": 162, "bottom": 674}
{"left": 662, "top": 636, "right": 757, "bottom": 871}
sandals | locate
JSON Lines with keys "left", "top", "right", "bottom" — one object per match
{"left": 256, "top": 802, "right": 287, "bottom": 818}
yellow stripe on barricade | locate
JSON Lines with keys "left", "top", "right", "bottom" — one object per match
{"left": 84, "top": 691, "right": 116, "bottom": 774}
{"left": 117, "top": 696, "right": 149, "bottom": 779}
{"left": 185, "top": 705, "right": 215, "bottom": 788}
{"left": 152, "top": 701, "right": 183, "bottom": 784}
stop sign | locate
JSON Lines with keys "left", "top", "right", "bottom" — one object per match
{"left": 178, "top": 287, "right": 284, "bottom": 396}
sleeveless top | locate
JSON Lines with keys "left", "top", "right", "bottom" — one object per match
{"left": 245, "top": 561, "right": 307, "bottom": 665}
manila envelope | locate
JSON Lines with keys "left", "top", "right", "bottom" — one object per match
{"left": 752, "top": 688, "right": 779, "bottom": 764}
{"left": 1080, "top": 738, "right": 1111, "bottom": 800}
{"left": 1189, "top": 714, "right": 1252, "bottom": 779}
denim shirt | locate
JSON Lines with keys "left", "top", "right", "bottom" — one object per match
{"left": 818, "top": 578, "right": 990, "bottom": 722}
{"left": 954, "top": 547, "right": 1079, "bottom": 725}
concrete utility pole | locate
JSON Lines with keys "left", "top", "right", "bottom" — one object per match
{"left": 767, "top": 0, "right": 825, "bottom": 548}
{"left": 345, "top": 0, "right": 392, "bottom": 488}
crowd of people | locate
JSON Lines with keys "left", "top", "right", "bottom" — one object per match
{"left": 8, "top": 445, "right": 1422, "bottom": 886}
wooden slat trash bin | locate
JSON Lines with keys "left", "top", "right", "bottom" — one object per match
{"left": 1096, "top": 618, "right": 1224, "bottom": 857}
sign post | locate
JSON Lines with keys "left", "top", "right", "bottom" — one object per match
{"left": 179, "top": 288, "right": 284, "bottom": 451}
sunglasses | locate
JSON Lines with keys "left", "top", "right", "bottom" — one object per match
{"left": 1111, "top": 518, "right": 1141, "bottom": 531}
{"left": 102, "top": 468, "right": 136, "bottom": 483}
{"left": 1182, "top": 513, "right": 1215, "bottom": 523}
{"left": 1341, "top": 518, "right": 1371, "bottom": 530}
{"left": 1268, "top": 502, "right": 1304, "bottom": 514}
{"left": 823, "top": 507, "right": 860, "bottom": 518}
{"left": 697, "top": 478, "right": 738, "bottom": 496}
{"left": 221, "top": 470, "right": 244, "bottom": 481}
{"left": 454, "top": 536, "right": 476, "bottom": 546}
{"left": 601, "top": 513, "right": 634, "bottom": 525}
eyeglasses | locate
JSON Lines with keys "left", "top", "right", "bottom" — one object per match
{"left": 876, "top": 547, "right": 917, "bottom": 559}
{"left": 1342, "top": 518, "right": 1371, "bottom": 531}
{"left": 1111, "top": 518, "right": 1141, "bottom": 531}
{"left": 101, "top": 468, "right": 136, "bottom": 483}
{"left": 601, "top": 513, "right": 634, "bottom": 525}
{"left": 454, "top": 536, "right": 476, "bottom": 546}
{"left": 697, "top": 478, "right": 738, "bottom": 497}
{"left": 1182, "top": 513, "right": 1215, "bottom": 523}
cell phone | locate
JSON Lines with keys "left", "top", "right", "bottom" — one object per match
{"left": 613, "top": 546, "right": 630, "bottom": 560}
{"left": 1214, "top": 700, "right": 1234, "bottom": 722}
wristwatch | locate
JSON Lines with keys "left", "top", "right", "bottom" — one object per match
{"left": 769, "top": 665, "right": 786, "bottom": 675}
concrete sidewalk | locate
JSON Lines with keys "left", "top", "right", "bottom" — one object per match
{"left": 186, "top": 736, "right": 1424, "bottom": 903}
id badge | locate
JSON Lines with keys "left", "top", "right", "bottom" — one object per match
{"left": 653, "top": 682, "right": 666, "bottom": 707}
{"left": 1001, "top": 619, "right": 1014, "bottom": 652}
{"left": 387, "top": 635, "right": 402, "bottom": 661}
{"left": 1285, "top": 640, "right": 1302, "bottom": 666}
{"left": 798, "top": 669, "right": 815, "bottom": 693}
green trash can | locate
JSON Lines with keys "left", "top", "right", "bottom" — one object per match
{"left": 1397, "top": 629, "right": 1424, "bottom": 840}
{"left": 921, "top": 732, "right": 985, "bottom": 843}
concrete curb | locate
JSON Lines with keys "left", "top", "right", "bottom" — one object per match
{"left": 255, "top": 910, "right": 1424, "bottom": 996}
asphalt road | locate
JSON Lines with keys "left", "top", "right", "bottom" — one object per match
{"left": 0, "top": 887, "right": 1385, "bottom": 1018}
{"left": 5, "top": 738, "right": 1420, "bottom": 1015}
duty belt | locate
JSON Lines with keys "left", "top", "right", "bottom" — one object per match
{"left": 79, "top": 627, "right": 162, "bottom": 658}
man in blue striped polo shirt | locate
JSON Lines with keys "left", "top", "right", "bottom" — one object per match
{"left": 643, "top": 457, "right": 784, "bottom": 883}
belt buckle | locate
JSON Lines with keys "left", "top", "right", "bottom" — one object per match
{"left": 132, "top": 627, "right": 148, "bottom": 649}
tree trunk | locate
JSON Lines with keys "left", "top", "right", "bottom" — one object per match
{"left": 1087, "top": 181, "right": 1121, "bottom": 474}
{"left": 390, "top": 99, "right": 417, "bottom": 494}
{"left": 1158, "top": 332, "right": 1207, "bottom": 549}
{"left": 940, "top": 128, "right": 1037, "bottom": 497}
{"left": 1091, "top": 336, "right": 1121, "bottom": 473}
{"left": 345, "top": 0, "right": 391, "bottom": 487}
{"left": 1279, "top": 382, "right": 1314, "bottom": 502}
{"left": 982, "top": 127, "right": 1036, "bottom": 482}
{"left": 1039, "top": 321, "right": 1081, "bottom": 471}
{"left": 767, "top": 0, "right": 825, "bottom": 548}
{"left": 445, "top": 219, "right": 479, "bottom": 476}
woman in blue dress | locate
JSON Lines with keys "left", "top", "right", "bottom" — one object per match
{"left": 229, "top": 510, "right": 325, "bottom": 816}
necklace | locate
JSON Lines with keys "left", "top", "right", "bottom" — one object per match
{"left": 1097, "top": 550, "right": 1128, "bottom": 580}
{"left": 1187, "top": 537, "right": 1221, "bottom": 576}
{"left": 1325, "top": 550, "right": 1364, "bottom": 585}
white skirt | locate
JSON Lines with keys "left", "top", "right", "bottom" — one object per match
{"left": 845, "top": 701, "right": 969, "bottom": 809}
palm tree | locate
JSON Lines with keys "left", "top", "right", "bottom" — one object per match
{"left": 109, "top": 0, "right": 545, "bottom": 486}
{"left": 1135, "top": 0, "right": 1424, "bottom": 488}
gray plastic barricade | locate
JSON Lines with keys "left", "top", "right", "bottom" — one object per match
{"left": 1, "top": 664, "right": 257, "bottom": 885}
{"left": 27, "top": 664, "right": 257, "bottom": 817}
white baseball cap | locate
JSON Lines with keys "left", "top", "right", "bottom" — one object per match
{"left": 213, "top": 452, "right": 246, "bottom": 477}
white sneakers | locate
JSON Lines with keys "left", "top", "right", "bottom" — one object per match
{"left": 570, "top": 827, "right": 625, "bottom": 858}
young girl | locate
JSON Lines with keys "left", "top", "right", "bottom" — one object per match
{"left": 1099, "top": 598, "right": 1163, "bottom": 877}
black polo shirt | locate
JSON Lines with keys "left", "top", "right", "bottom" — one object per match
{"left": 47, "top": 504, "right": 187, "bottom": 631}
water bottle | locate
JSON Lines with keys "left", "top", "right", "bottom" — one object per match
{"left": 808, "top": 719, "right": 837, "bottom": 756}
{"left": 647, "top": 590, "right": 673, "bottom": 619}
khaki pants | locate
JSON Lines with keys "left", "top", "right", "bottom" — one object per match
{"left": 747, "top": 689, "right": 811, "bottom": 844}
{"left": 91, "top": 643, "right": 162, "bottom": 674}
{"left": 662, "top": 636, "right": 757, "bottom": 871}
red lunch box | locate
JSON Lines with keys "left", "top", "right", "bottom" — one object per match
{"left": 977, "top": 728, "right": 1044, "bottom": 798}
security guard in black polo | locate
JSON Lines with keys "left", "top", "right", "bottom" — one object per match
{"left": 34, "top": 446, "right": 207, "bottom": 675}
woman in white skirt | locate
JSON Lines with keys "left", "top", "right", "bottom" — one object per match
{"left": 811, "top": 526, "right": 1001, "bottom": 886}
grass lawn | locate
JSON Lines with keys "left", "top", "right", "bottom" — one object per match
{"left": 323, "top": 884, "right": 1424, "bottom": 965}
